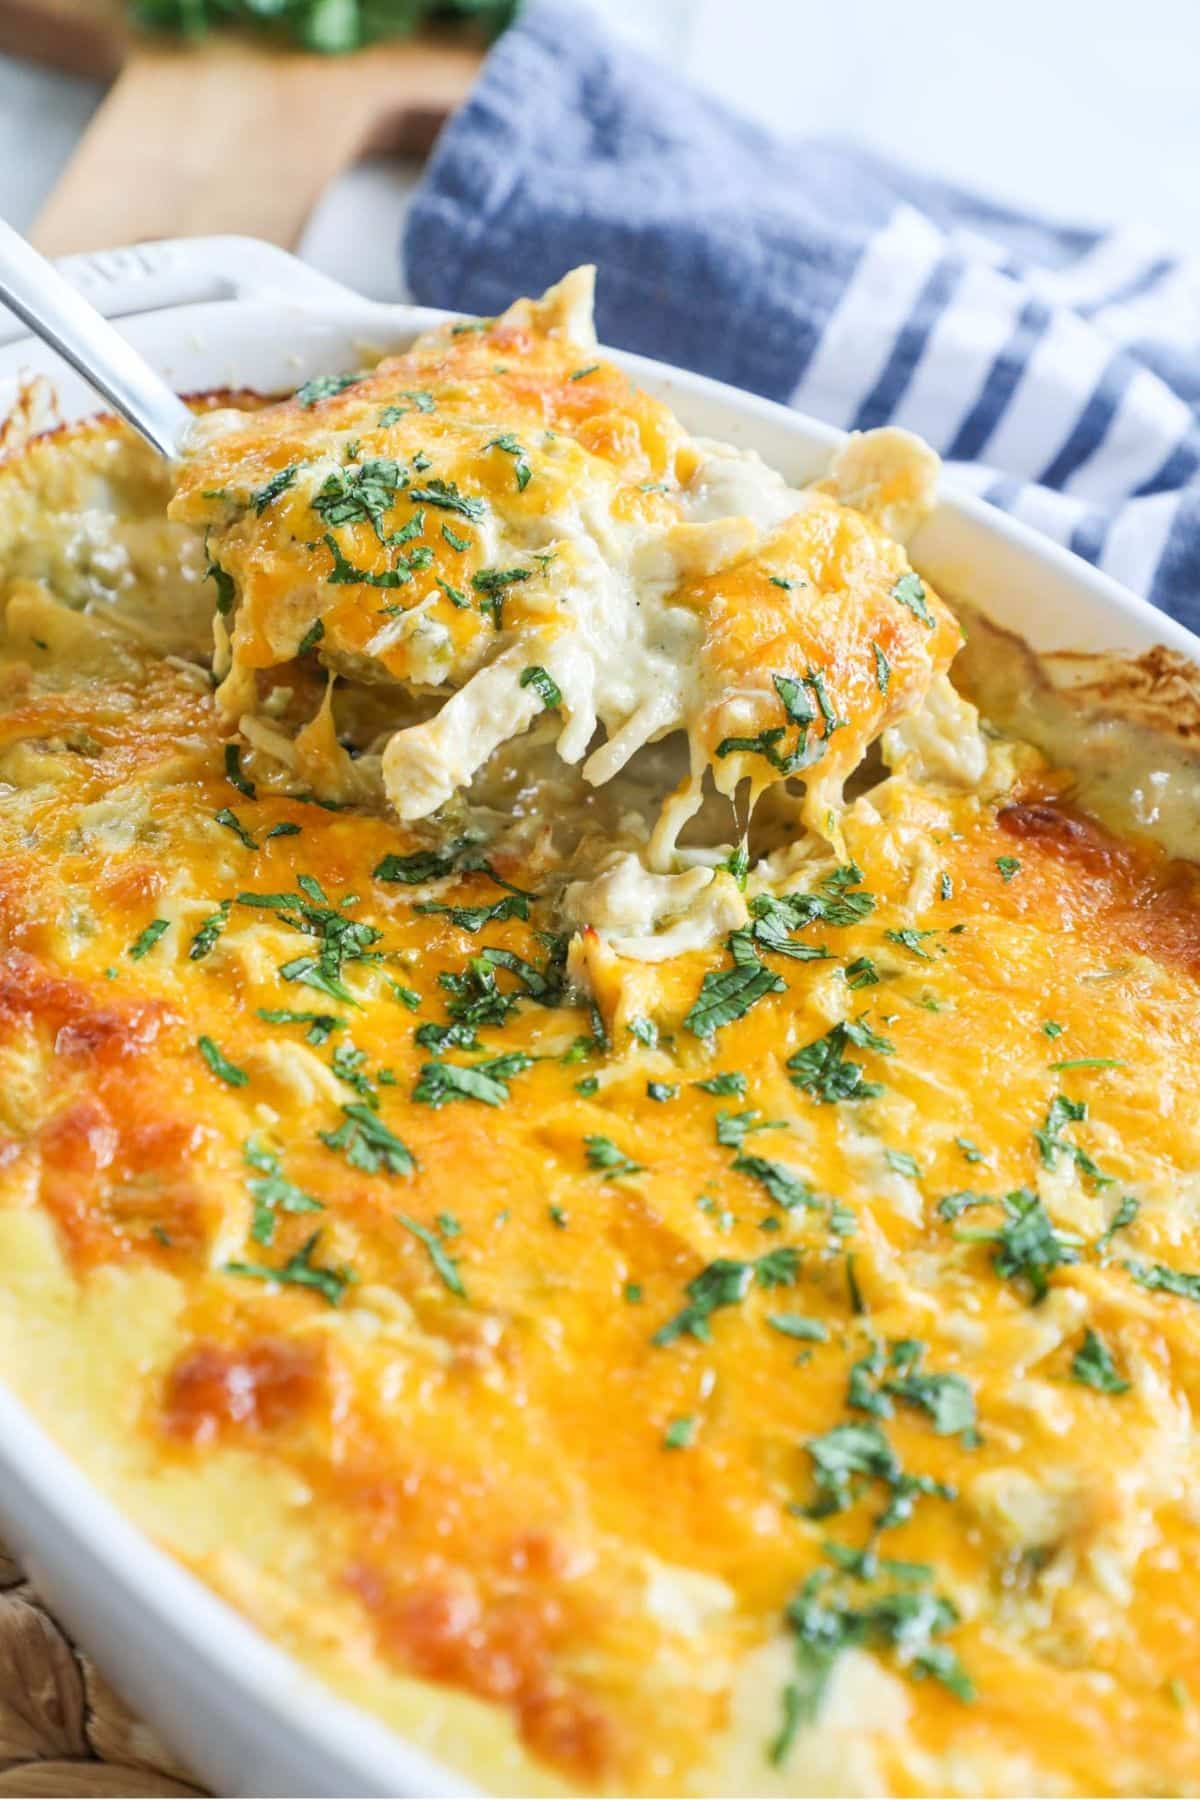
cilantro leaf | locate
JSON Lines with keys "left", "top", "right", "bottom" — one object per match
{"left": 413, "top": 1052, "right": 531, "bottom": 1108}
{"left": 1071, "top": 1327, "right": 1129, "bottom": 1394}
{"left": 519, "top": 665, "right": 563, "bottom": 709}
{"left": 319, "top": 1103, "right": 414, "bottom": 1176}
{"left": 891, "top": 571, "right": 935, "bottom": 628}
{"left": 1125, "top": 1259, "right": 1200, "bottom": 1303}
{"left": 787, "top": 1019, "right": 894, "bottom": 1104}
{"left": 250, "top": 464, "right": 298, "bottom": 514}
{"left": 397, "top": 1213, "right": 466, "bottom": 1297}
{"left": 295, "top": 372, "right": 361, "bottom": 407}
{"left": 684, "top": 956, "right": 785, "bottom": 1037}
{"left": 225, "top": 1230, "right": 349, "bottom": 1307}
{"left": 585, "top": 1135, "right": 644, "bottom": 1178}
{"left": 407, "top": 479, "right": 486, "bottom": 521}
{"left": 128, "top": 918, "right": 169, "bottom": 960}
{"left": 733, "top": 1154, "right": 821, "bottom": 1211}
{"left": 243, "top": 1139, "right": 322, "bottom": 1245}
{"left": 198, "top": 1035, "right": 248, "bottom": 1087}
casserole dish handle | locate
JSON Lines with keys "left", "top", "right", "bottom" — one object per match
{"left": 0, "top": 236, "right": 357, "bottom": 346}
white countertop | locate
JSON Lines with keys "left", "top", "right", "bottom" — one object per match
{"left": 2, "top": 0, "right": 1198, "bottom": 297}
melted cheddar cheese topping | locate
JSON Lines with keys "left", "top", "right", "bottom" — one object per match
{"left": 2, "top": 287, "right": 1200, "bottom": 1798}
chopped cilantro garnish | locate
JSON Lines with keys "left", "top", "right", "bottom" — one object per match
{"left": 884, "top": 927, "right": 937, "bottom": 960}
{"left": 767, "top": 1313, "right": 828, "bottom": 1342}
{"left": 224, "top": 742, "right": 255, "bottom": 797}
{"left": 257, "top": 1006, "right": 343, "bottom": 1045}
{"left": 413, "top": 893, "right": 528, "bottom": 933}
{"left": 519, "top": 664, "right": 563, "bottom": 709}
{"left": 373, "top": 845, "right": 459, "bottom": 884}
{"left": 787, "top": 1019, "right": 894, "bottom": 1104}
{"left": 715, "top": 1108, "right": 777, "bottom": 1148}
{"left": 733, "top": 1154, "right": 820, "bottom": 1212}
{"left": 320, "top": 1103, "right": 414, "bottom": 1176}
{"left": 243, "top": 1139, "right": 322, "bottom": 1246}
{"left": 1125, "top": 1259, "right": 1200, "bottom": 1303}
{"left": 378, "top": 390, "right": 435, "bottom": 426}
{"left": 1096, "top": 1195, "right": 1139, "bottom": 1255}
{"left": 770, "top": 1555, "right": 972, "bottom": 1763}
{"left": 312, "top": 458, "right": 403, "bottom": 538}
{"left": 414, "top": 1052, "right": 531, "bottom": 1108}
{"left": 226, "top": 1230, "right": 350, "bottom": 1306}
{"left": 1071, "top": 1327, "right": 1129, "bottom": 1393}
{"left": 1043, "top": 1020, "right": 1065, "bottom": 1037}
{"left": 804, "top": 1418, "right": 954, "bottom": 1532}
{"left": 890, "top": 571, "right": 935, "bottom": 627}
{"left": 473, "top": 565, "right": 531, "bottom": 624}
{"left": 663, "top": 1415, "right": 697, "bottom": 1450}
{"left": 214, "top": 807, "right": 257, "bottom": 850}
{"left": 266, "top": 821, "right": 302, "bottom": 841}
{"left": 206, "top": 554, "right": 235, "bottom": 615}
{"left": 872, "top": 640, "right": 890, "bottom": 694}
{"left": 128, "top": 918, "right": 169, "bottom": 960}
{"left": 278, "top": 955, "right": 358, "bottom": 1005}
{"left": 996, "top": 855, "right": 1021, "bottom": 882}
{"left": 569, "top": 363, "right": 600, "bottom": 381}
{"left": 198, "top": 1035, "right": 248, "bottom": 1087}
{"left": 647, "top": 1081, "right": 677, "bottom": 1102}
{"left": 397, "top": 1213, "right": 465, "bottom": 1297}
{"left": 721, "top": 841, "right": 750, "bottom": 891}
{"left": 652, "top": 1249, "right": 798, "bottom": 1347}
{"left": 324, "top": 531, "right": 413, "bottom": 590}
{"left": 694, "top": 1071, "right": 747, "bottom": 1096}
{"left": 189, "top": 901, "right": 231, "bottom": 961}
{"left": 954, "top": 1136, "right": 985, "bottom": 1165}
{"left": 295, "top": 371, "right": 360, "bottom": 407}
{"left": 880, "top": 1340, "right": 976, "bottom": 1436}
{"left": 884, "top": 1148, "right": 920, "bottom": 1179}
{"left": 585, "top": 1135, "right": 644, "bottom": 1178}
{"left": 1035, "top": 1094, "right": 1110, "bottom": 1188}
{"left": 684, "top": 954, "right": 785, "bottom": 1038}
{"left": 1048, "top": 1057, "right": 1125, "bottom": 1072}
{"left": 959, "top": 1187, "right": 1081, "bottom": 1302}
{"left": 296, "top": 618, "right": 325, "bottom": 656}
{"left": 407, "top": 478, "right": 486, "bottom": 521}
{"left": 936, "top": 1189, "right": 992, "bottom": 1222}
{"left": 759, "top": 865, "right": 876, "bottom": 937}
{"left": 746, "top": 897, "right": 834, "bottom": 963}
{"left": 250, "top": 463, "right": 298, "bottom": 514}
{"left": 484, "top": 433, "right": 532, "bottom": 490}
{"left": 844, "top": 955, "right": 880, "bottom": 989}
{"left": 804, "top": 1419, "right": 900, "bottom": 1514}
{"left": 415, "top": 1020, "right": 480, "bottom": 1052}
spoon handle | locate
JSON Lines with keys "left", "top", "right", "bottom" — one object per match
{"left": 0, "top": 217, "right": 193, "bottom": 461}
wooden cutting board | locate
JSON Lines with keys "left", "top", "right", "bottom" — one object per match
{"left": 0, "top": 0, "right": 485, "bottom": 254}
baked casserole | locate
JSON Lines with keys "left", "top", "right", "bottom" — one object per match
{"left": 1, "top": 269, "right": 1200, "bottom": 1795}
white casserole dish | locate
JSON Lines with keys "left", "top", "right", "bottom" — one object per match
{"left": 0, "top": 234, "right": 1194, "bottom": 1800}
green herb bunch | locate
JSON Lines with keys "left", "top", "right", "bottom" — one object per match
{"left": 130, "top": 0, "right": 516, "bottom": 55}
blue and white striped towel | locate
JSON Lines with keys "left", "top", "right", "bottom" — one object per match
{"left": 404, "top": 0, "right": 1200, "bottom": 633}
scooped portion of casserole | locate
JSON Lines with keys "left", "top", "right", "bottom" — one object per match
{"left": 171, "top": 269, "right": 964, "bottom": 863}
{"left": 2, "top": 275, "right": 1200, "bottom": 1798}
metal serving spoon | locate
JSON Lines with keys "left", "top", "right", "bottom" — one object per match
{"left": 0, "top": 217, "right": 193, "bottom": 461}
